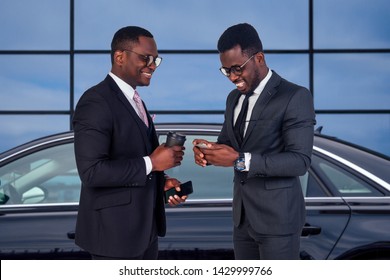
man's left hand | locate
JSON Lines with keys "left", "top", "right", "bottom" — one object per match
{"left": 164, "top": 178, "right": 187, "bottom": 206}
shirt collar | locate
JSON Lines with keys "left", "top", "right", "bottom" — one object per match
{"left": 109, "top": 72, "right": 135, "bottom": 98}
{"left": 253, "top": 68, "right": 272, "bottom": 96}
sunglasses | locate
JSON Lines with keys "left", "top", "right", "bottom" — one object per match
{"left": 122, "top": 49, "right": 162, "bottom": 67}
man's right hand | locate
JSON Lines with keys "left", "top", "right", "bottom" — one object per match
{"left": 150, "top": 144, "right": 184, "bottom": 171}
{"left": 192, "top": 139, "right": 213, "bottom": 167}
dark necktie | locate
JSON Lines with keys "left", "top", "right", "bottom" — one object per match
{"left": 233, "top": 92, "right": 253, "bottom": 146}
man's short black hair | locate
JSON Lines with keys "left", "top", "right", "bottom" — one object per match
{"left": 110, "top": 26, "right": 154, "bottom": 63}
{"left": 217, "top": 23, "right": 263, "bottom": 56}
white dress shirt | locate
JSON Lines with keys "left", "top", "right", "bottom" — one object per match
{"left": 234, "top": 69, "right": 273, "bottom": 171}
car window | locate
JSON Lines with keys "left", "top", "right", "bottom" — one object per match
{"left": 0, "top": 143, "right": 81, "bottom": 206}
{"left": 313, "top": 156, "right": 384, "bottom": 197}
{"left": 160, "top": 133, "right": 329, "bottom": 199}
{"left": 161, "top": 134, "right": 234, "bottom": 199}
{"left": 300, "top": 170, "right": 329, "bottom": 197}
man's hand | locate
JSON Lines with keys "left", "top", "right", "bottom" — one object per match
{"left": 193, "top": 140, "right": 238, "bottom": 167}
{"left": 164, "top": 177, "right": 187, "bottom": 206}
{"left": 192, "top": 139, "right": 213, "bottom": 167}
{"left": 150, "top": 144, "right": 184, "bottom": 171}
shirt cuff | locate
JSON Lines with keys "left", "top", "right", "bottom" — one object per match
{"left": 244, "top": 152, "right": 251, "bottom": 171}
{"left": 143, "top": 156, "right": 152, "bottom": 175}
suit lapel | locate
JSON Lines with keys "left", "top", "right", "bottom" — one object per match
{"left": 226, "top": 90, "right": 242, "bottom": 149}
{"left": 105, "top": 76, "right": 153, "bottom": 153}
{"left": 242, "top": 71, "right": 281, "bottom": 146}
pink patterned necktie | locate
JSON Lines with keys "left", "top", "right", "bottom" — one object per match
{"left": 133, "top": 90, "right": 149, "bottom": 127}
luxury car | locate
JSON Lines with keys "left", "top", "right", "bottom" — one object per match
{"left": 0, "top": 124, "right": 389, "bottom": 260}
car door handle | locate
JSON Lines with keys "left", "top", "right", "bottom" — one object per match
{"left": 67, "top": 231, "right": 76, "bottom": 239}
{"left": 301, "top": 224, "right": 321, "bottom": 236}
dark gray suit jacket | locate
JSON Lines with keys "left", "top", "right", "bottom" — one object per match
{"left": 218, "top": 71, "right": 316, "bottom": 235}
{"left": 73, "top": 75, "right": 166, "bottom": 258}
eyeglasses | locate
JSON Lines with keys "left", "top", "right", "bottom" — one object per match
{"left": 219, "top": 54, "right": 256, "bottom": 77}
{"left": 122, "top": 49, "right": 162, "bottom": 67}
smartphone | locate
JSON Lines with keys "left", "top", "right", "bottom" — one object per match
{"left": 165, "top": 180, "right": 193, "bottom": 203}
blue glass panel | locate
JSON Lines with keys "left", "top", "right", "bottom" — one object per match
{"left": 74, "top": 54, "right": 310, "bottom": 113}
{"left": 0, "top": 0, "right": 69, "bottom": 50}
{"left": 267, "top": 54, "right": 310, "bottom": 90}
{"left": 314, "top": 54, "right": 390, "bottom": 109}
{"left": 314, "top": 0, "right": 390, "bottom": 49}
{"left": 74, "top": 54, "right": 111, "bottom": 104}
{"left": 0, "top": 116, "right": 70, "bottom": 153}
{"left": 0, "top": 55, "right": 69, "bottom": 110}
{"left": 75, "top": 0, "right": 308, "bottom": 50}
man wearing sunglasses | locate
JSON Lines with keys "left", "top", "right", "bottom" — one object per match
{"left": 73, "top": 26, "right": 186, "bottom": 259}
{"left": 193, "top": 23, "right": 316, "bottom": 259}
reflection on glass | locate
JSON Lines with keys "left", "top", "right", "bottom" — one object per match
{"left": 0, "top": 143, "right": 80, "bottom": 205}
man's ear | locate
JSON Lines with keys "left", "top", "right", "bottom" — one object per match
{"left": 255, "top": 52, "right": 265, "bottom": 64}
{"left": 114, "top": 50, "right": 124, "bottom": 66}
{"left": 255, "top": 52, "right": 264, "bottom": 63}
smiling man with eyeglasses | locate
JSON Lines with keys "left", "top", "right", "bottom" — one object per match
{"left": 73, "top": 26, "right": 187, "bottom": 260}
{"left": 219, "top": 53, "right": 256, "bottom": 77}
{"left": 193, "top": 23, "right": 316, "bottom": 260}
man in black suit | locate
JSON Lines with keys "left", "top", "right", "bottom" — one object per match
{"left": 193, "top": 23, "right": 316, "bottom": 259}
{"left": 73, "top": 26, "right": 186, "bottom": 260}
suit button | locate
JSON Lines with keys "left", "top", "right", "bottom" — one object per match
{"left": 240, "top": 180, "right": 245, "bottom": 185}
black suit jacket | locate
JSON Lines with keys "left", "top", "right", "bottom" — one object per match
{"left": 218, "top": 71, "right": 316, "bottom": 235}
{"left": 73, "top": 75, "right": 166, "bottom": 258}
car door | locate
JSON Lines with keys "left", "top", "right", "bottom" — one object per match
{"left": 300, "top": 152, "right": 353, "bottom": 260}
{"left": 311, "top": 152, "right": 390, "bottom": 259}
{"left": 0, "top": 141, "right": 88, "bottom": 259}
